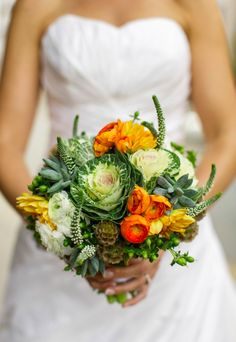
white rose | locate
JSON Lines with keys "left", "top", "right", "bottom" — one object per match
{"left": 130, "top": 149, "right": 177, "bottom": 181}
{"left": 35, "top": 221, "right": 72, "bottom": 257}
{"left": 48, "top": 191, "right": 75, "bottom": 237}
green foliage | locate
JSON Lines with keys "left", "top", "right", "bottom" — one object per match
{"left": 171, "top": 142, "right": 185, "bottom": 155}
{"left": 141, "top": 121, "right": 158, "bottom": 139}
{"left": 154, "top": 174, "right": 201, "bottom": 209}
{"left": 73, "top": 115, "right": 79, "bottom": 137}
{"left": 26, "top": 215, "right": 36, "bottom": 231}
{"left": 129, "top": 111, "right": 140, "bottom": 122}
{"left": 57, "top": 137, "right": 76, "bottom": 175}
{"left": 152, "top": 95, "right": 166, "bottom": 149}
{"left": 36, "top": 154, "right": 72, "bottom": 195}
{"left": 169, "top": 249, "right": 195, "bottom": 266}
{"left": 71, "top": 207, "right": 83, "bottom": 245}
{"left": 68, "top": 135, "right": 94, "bottom": 167}
{"left": 187, "top": 192, "right": 222, "bottom": 217}
{"left": 186, "top": 150, "right": 197, "bottom": 168}
{"left": 171, "top": 142, "right": 198, "bottom": 168}
{"left": 200, "top": 164, "right": 216, "bottom": 197}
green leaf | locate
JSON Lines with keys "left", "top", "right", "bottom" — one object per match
{"left": 47, "top": 180, "right": 64, "bottom": 194}
{"left": 80, "top": 260, "right": 89, "bottom": 277}
{"left": 141, "top": 121, "right": 158, "bottom": 138}
{"left": 69, "top": 249, "right": 80, "bottom": 267}
{"left": 39, "top": 169, "right": 62, "bottom": 181}
{"left": 157, "top": 176, "right": 172, "bottom": 190}
{"left": 178, "top": 196, "right": 196, "bottom": 207}
{"left": 129, "top": 111, "right": 140, "bottom": 122}
{"left": 176, "top": 174, "right": 189, "bottom": 188}
{"left": 171, "top": 142, "right": 185, "bottom": 155}
{"left": 146, "top": 176, "right": 158, "bottom": 194}
{"left": 43, "top": 158, "right": 61, "bottom": 172}
{"left": 73, "top": 115, "right": 79, "bottom": 137}
{"left": 186, "top": 150, "right": 197, "bottom": 168}
{"left": 90, "top": 257, "right": 99, "bottom": 274}
{"left": 99, "top": 260, "right": 105, "bottom": 274}
{"left": 88, "top": 262, "right": 98, "bottom": 277}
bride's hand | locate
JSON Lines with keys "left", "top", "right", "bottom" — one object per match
{"left": 87, "top": 252, "right": 164, "bottom": 307}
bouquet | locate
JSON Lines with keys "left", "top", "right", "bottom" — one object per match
{"left": 17, "top": 96, "right": 221, "bottom": 304}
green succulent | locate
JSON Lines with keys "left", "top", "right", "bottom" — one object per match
{"left": 39, "top": 154, "right": 73, "bottom": 195}
{"left": 154, "top": 173, "right": 200, "bottom": 209}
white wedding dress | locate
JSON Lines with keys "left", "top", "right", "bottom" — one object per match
{"left": 1, "top": 15, "right": 236, "bottom": 342}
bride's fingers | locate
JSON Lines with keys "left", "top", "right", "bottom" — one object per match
{"left": 107, "top": 260, "right": 149, "bottom": 279}
{"left": 88, "top": 279, "right": 116, "bottom": 290}
{"left": 86, "top": 270, "right": 115, "bottom": 282}
{"left": 123, "top": 285, "right": 148, "bottom": 308}
{"left": 106, "top": 275, "right": 148, "bottom": 295}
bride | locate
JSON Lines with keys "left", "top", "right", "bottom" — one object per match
{"left": 0, "top": 0, "right": 236, "bottom": 341}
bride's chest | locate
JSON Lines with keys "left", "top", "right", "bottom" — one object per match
{"left": 40, "top": 15, "right": 191, "bottom": 96}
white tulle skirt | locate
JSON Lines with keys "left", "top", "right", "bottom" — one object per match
{"left": 0, "top": 215, "right": 236, "bottom": 342}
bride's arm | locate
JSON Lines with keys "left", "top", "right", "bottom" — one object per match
{"left": 0, "top": 0, "right": 59, "bottom": 208}
{"left": 183, "top": 0, "right": 236, "bottom": 193}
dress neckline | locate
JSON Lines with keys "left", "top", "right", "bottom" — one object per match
{"left": 41, "top": 14, "right": 189, "bottom": 42}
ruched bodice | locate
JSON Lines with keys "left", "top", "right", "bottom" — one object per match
{"left": 40, "top": 15, "right": 191, "bottom": 146}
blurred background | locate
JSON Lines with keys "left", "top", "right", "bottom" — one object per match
{"left": 0, "top": 0, "right": 236, "bottom": 311}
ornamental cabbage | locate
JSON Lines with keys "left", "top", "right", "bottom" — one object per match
{"left": 70, "top": 153, "right": 137, "bottom": 221}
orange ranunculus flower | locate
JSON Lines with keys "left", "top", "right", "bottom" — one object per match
{"left": 127, "top": 185, "right": 150, "bottom": 215}
{"left": 145, "top": 195, "right": 171, "bottom": 221}
{"left": 121, "top": 215, "right": 150, "bottom": 244}
{"left": 93, "top": 122, "right": 118, "bottom": 157}
{"left": 115, "top": 120, "right": 156, "bottom": 154}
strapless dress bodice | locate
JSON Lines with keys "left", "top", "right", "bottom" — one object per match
{"left": 40, "top": 15, "right": 191, "bottom": 146}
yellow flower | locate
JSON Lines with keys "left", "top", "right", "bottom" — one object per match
{"left": 115, "top": 120, "right": 157, "bottom": 153}
{"left": 149, "top": 219, "right": 163, "bottom": 236}
{"left": 16, "top": 193, "right": 56, "bottom": 230}
{"left": 159, "top": 209, "right": 195, "bottom": 238}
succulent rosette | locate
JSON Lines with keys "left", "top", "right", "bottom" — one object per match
{"left": 17, "top": 95, "right": 222, "bottom": 306}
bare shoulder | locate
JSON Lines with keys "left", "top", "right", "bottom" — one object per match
{"left": 176, "top": 0, "right": 223, "bottom": 34}
{"left": 11, "top": 0, "right": 63, "bottom": 38}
